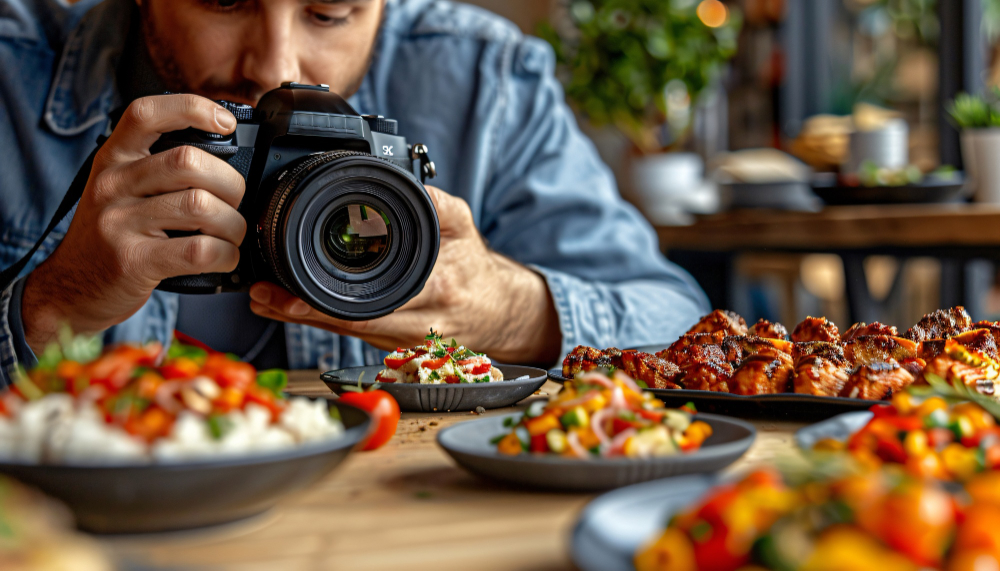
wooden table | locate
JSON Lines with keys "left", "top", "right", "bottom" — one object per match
{"left": 101, "top": 371, "right": 806, "bottom": 571}
{"left": 656, "top": 204, "right": 1000, "bottom": 323}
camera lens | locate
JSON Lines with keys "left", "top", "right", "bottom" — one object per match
{"left": 321, "top": 204, "right": 391, "bottom": 273}
{"left": 260, "top": 151, "right": 439, "bottom": 321}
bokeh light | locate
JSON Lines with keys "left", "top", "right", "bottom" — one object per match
{"left": 697, "top": 0, "right": 729, "bottom": 28}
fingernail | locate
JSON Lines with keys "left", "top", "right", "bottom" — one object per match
{"left": 216, "top": 107, "right": 236, "bottom": 131}
{"left": 249, "top": 285, "right": 270, "bottom": 304}
{"left": 288, "top": 300, "right": 310, "bottom": 316}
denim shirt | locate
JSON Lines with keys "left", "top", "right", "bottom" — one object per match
{"left": 0, "top": 0, "right": 709, "bottom": 385}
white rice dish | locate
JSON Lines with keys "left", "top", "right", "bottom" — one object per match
{"left": 0, "top": 393, "right": 344, "bottom": 465}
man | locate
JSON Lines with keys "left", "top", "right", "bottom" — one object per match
{"left": 0, "top": 0, "right": 708, "bottom": 385}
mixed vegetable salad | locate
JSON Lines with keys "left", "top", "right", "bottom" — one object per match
{"left": 494, "top": 371, "right": 712, "bottom": 459}
{"left": 0, "top": 331, "right": 344, "bottom": 464}
{"left": 376, "top": 330, "right": 503, "bottom": 384}
{"left": 813, "top": 391, "right": 1000, "bottom": 481}
{"left": 635, "top": 467, "right": 1000, "bottom": 571}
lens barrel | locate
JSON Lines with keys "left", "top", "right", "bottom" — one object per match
{"left": 259, "top": 151, "right": 439, "bottom": 320}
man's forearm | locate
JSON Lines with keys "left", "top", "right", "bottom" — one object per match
{"left": 484, "top": 253, "right": 561, "bottom": 366}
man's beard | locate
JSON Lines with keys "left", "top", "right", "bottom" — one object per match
{"left": 139, "top": 3, "right": 376, "bottom": 104}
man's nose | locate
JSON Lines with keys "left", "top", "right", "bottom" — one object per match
{"left": 241, "top": 11, "right": 302, "bottom": 90}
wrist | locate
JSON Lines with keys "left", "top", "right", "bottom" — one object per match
{"left": 486, "top": 253, "right": 561, "bottom": 366}
{"left": 21, "top": 269, "right": 69, "bottom": 354}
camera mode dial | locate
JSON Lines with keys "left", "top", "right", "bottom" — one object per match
{"left": 362, "top": 115, "right": 398, "bottom": 136}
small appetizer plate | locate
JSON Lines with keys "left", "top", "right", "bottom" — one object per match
{"left": 436, "top": 413, "right": 754, "bottom": 492}
{"left": 321, "top": 365, "right": 547, "bottom": 412}
{"left": 794, "top": 410, "right": 873, "bottom": 451}
{"left": 548, "top": 368, "right": 875, "bottom": 421}
{"left": 0, "top": 401, "right": 369, "bottom": 534}
{"left": 570, "top": 474, "right": 718, "bottom": 571}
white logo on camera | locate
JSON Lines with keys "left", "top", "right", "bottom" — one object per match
{"left": 382, "top": 145, "right": 393, "bottom": 156}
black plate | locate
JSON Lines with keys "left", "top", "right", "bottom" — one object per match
{"left": 810, "top": 172, "right": 966, "bottom": 205}
{"left": 322, "top": 365, "right": 547, "bottom": 412}
{"left": 547, "top": 368, "right": 874, "bottom": 420}
{"left": 0, "top": 401, "right": 369, "bottom": 534}
{"left": 437, "top": 413, "right": 754, "bottom": 492}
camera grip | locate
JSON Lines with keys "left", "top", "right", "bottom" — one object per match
{"left": 158, "top": 273, "right": 225, "bottom": 294}
{"left": 149, "top": 137, "right": 254, "bottom": 180}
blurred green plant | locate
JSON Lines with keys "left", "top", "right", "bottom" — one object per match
{"left": 538, "top": 0, "right": 742, "bottom": 154}
{"left": 948, "top": 88, "right": 1000, "bottom": 129}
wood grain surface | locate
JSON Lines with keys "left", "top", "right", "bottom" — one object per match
{"left": 100, "top": 371, "right": 806, "bottom": 571}
{"left": 656, "top": 204, "right": 1000, "bottom": 251}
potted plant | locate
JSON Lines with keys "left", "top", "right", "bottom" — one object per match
{"left": 539, "top": 0, "right": 742, "bottom": 221}
{"left": 948, "top": 90, "right": 1000, "bottom": 204}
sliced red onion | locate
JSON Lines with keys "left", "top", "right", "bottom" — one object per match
{"left": 578, "top": 371, "right": 615, "bottom": 388}
{"left": 155, "top": 381, "right": 182, "bottom": 414}
{"left": 566, "top": 430, "right": 590, "bottom": 459}
{"left": 590, "top": 407, "right": 612, "bottom": 448}
{"left": 604, "top": 427, "right": 637, "bottom": 457}
{"left": 613, "top": 370, "right": 642, "bottom": 394}
{"left": 609, "top": 386, "right": 629, "bottom": 410}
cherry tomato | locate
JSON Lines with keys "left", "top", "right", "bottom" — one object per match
{"left": 338, "top": 389, "right": 400, "bottom": 451}
{"left": 245, "top": 385, "right": 286, "bottom": 420}
{"left": 421, "top": 356, "right": 450, "bottom": 370}
{"left": 202, "top": 354, "right": 255, "bottom": 390}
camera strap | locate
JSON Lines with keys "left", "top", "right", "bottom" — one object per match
{"left": 0, "top": 136, "right": 107, "bottom": 293}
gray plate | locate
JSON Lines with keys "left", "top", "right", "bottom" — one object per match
{"left": 571, "top": 474, "right": 718, "bottom": 571}
{"left": 321, "top": 365, "right": 547, "bottom": 412}
{"left": 0, "top": 401, "right": 369, "bottom": 534}
{"left": 794, "top": 410, "right": 873, "bottom": 450}
{"left": 436, "top": 413, "right": 754, "bottom": 492}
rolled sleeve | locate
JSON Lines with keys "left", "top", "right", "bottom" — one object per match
{"left": 0, "top": 277, "right": 37, "bottom": 388}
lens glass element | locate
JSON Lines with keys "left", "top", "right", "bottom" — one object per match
{"left": 321, "top": 204, "right": 392, "bottom": 273}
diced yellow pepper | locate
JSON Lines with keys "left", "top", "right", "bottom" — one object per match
{"left": 525, "top": 413, "right": 560, "bottom": 437}
{"left": 684, "top": 421, "right": 713, "bottom": 447}
{"left": 891, "top": 392, "right": 917, "bottom": 415}
{"left": 916, "top": 396, "right": 948, "bottom": 417}
{"left": 942, "top": 443, "right": 980, "bottom": 480}
{"left": 904, "top": 430, "right": 929, "bottom": 457}
{"left": 496, "top": 432, "right": 523, "bottom": 456}
{"left": 574, "top": 427, "right": 601, "bottom": 450}
{"left": 953, "top": 402, "right": 996, "bottom": 430}
{"left": 634, "top": 528, "right": 696, "bottom": 571}
{"left": 582, "top": 394, "right": 607, "bottom": 414}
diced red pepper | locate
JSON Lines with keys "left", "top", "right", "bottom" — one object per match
{"left": 530, "top": 433, "right": 549, "bottom": 453}
{"left": 874, "top": 435, "right": 907, "bottom": 463}
{"left": 612, "top": 417, "right": 640, "bottom": 435}
{"left": 384, "top": 350, "right": 426, "bottom": 369}
{"left": 245, "top": 386, "right": 286, "bottom": 420}
{"left": 375, "top": 372, "right": 395, "bottom": 384}
{"left": 637, "top": 409, "right": 665, "bottom": 422}
{"left": 443, "top": 375, "right": 460, "bottom": 384}
{"left": 870, "top": 403, "right": 897, "bottom": 418}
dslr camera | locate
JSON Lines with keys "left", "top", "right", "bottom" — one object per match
{"left": 151, "top": 82, "right": 439, "bottom": 320}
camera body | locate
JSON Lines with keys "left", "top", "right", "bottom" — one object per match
{"left": 152, "top": 82, "right": 439, "bottom": 320}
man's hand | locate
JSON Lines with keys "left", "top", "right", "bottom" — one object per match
{"left": 248, "top": 186, "right": 562, "bottom": 366}
{"left": 22, "top": 95, "right": 246, "bottom": 354}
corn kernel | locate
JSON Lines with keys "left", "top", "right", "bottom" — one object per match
{"left": 904, "top": 430, "right": 929, "bottom": 457}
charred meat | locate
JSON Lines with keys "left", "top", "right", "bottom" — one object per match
{"left": 749, "top": 319, "right": 788, "bottom": 340}
{"left": 618, "top": 349, "right": 683, "bottom": 390}
{"left": 791, "top": 316, "right": 840, "bottom": 343}
{"left": 793, "top": 355, "right": 850, "bottom": 396}
{"left": 903, "top": 306, "right": 972, "bottom": 342}
{"left": 840, "top": 361, "right": 915, "bottom": 400}
{"left": 843, "top": 335, "right": 918, "bottom": 367}
{"left": 729, "top": 354, "right": 794, "bottom": 395}
{"left": 841, "top": 322, "right": 898, "bottom": 342}
{"left": 686, "top": 310, "right": 748, "bottom": 336}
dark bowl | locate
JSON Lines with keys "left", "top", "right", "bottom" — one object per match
{"left": 321, "top": 365, "right": 548, "bottom": 412}
{"left": 0, "top": 401, "right": 369, "bottom": 534}
{"left": 437, "top": 413, "right": 755, "bottom": 492}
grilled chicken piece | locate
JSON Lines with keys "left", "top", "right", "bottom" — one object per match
{"left": 658, "top": 332, "right": 727, "bottom": 363}
{"left": 840, "top": 361, "right": 915, "bottom": 400}
{"left": 686, "top": 310, "right": 748, "bottom": 336}
{"left": 730, "top": 354, "right": 794, "bottom": 395}
{"left": 923, "top": 339, "right": 999, "bottom": 395}
{"left": 903, "top": 306, "right": 972, "bottom": 341}
{"left": 973, "top": 320, "right": 1000, "bottom": 342}
{"left": 618, "top": 350, "right": 683, "bottom": 390}
{"left": 841, "top": 322, "right": 898, "bottom": 342}
{"left": 899, "top": 357, "right": 927, "bottom": 378}
{"left": 792, "top": 341, "right": 846, "bottom": 364}
{"left": 562, "top": 345, "right": 623, "bottom": 377}
{"left": 668, "top": 343, "right": 733, "bottom": 392}
{"left": 749, "top": 319, "right": 788, "bottom": 340}
{"left": 843, "top": 335, "right": 918, "bottom": 367}
{"left": 722, "top": 335, "right": 793, "bottom": 363}
{"left": 791, "top": 316, "right": 840, "bottom": 343}
{"left": 793, "top": 355, "right": 850, "bottom": 396}
{"left": 949, "top": 329, "right": 999, "bottom": 361}
{"left": 918, "top": 339, "right": 947, "bottom": 362}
